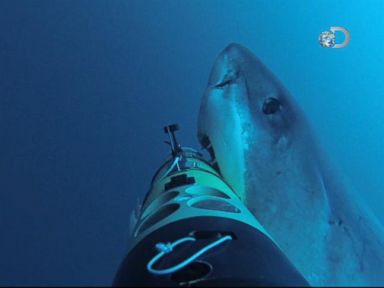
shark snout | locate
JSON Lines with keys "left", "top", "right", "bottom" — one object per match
{"left": 208, "top": 43, "right": 248, "bottom": 87}
{"left": 221, "top": 42, "right": 249, "bottom": 58}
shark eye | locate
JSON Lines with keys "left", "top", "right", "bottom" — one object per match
{"left": 262, "top": 97, "right": 281, "bottom": 114}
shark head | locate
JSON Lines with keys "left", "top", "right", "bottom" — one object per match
{"left": 198, "top": 43, "right": 328, "bottom": 227}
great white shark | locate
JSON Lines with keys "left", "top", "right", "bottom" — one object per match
{"left": 197, "top": 43, "right": 384, "bottom": 286}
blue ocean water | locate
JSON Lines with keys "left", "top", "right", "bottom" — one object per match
{"left": 1, "top": 0, "right": 383, "bottom": 285}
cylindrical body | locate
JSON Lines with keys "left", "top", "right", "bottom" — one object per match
{"left": 114, "top": 148, "right": 309, "bottom": 286}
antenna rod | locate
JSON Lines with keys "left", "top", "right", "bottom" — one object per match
{"left": 163, "top": 124, "right": 181, "bottom": 156}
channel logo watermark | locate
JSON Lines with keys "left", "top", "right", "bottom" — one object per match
{"left": 319, "top": 27, "right": 350, "bottom": 48}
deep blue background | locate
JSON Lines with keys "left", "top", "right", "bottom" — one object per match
{"left": 1, "top": 0, "right": 383, "bottom": 285}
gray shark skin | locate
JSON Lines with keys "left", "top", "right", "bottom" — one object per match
{"left": 197, "top": 43, "right": 384, "bottom": 286}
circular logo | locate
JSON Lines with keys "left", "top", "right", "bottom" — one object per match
{"left": 319, "top": 31, "right": 336, "bottom": 48}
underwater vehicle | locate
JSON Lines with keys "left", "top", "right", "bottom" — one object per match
{"left": 113, "top": 124, "right": 309, "bottom": 287}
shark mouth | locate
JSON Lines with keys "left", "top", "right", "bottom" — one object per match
{"left": 199, "top": 134, "right": 222, "bottom": 175}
